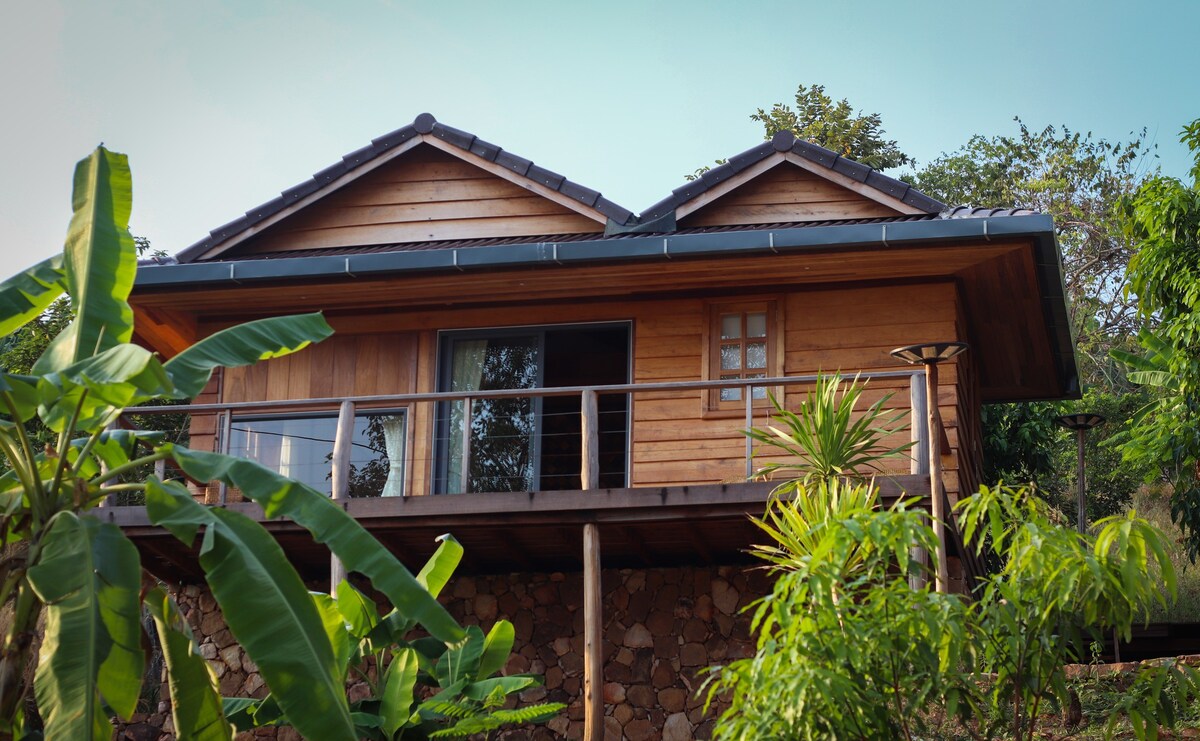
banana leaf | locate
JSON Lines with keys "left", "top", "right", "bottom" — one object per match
{"left": 166, "top": 446, "right": 465, "bottom": 644}
{"left": 144, "top": 587, "right": 232, "bottom": 741}
{"left": 27, "top": 513, "right": 144, "bottom": 739}
{"left": 380, "top": 647, "right": 420, "bottom": 738}
{"left": 416, "top": 534, "right": 464, "bottom": 598}
{"left": 35, "top": 147, "right": 136, "bottom": 373}
{"left": 163, "top": 313, "right": 333, "bottom": 400}
{"left": 476, "top": 620, "right": 515, "bottom": 680}
{"left": 145, "top": 477, "right": 357, "bottom": 741}
{"left": 36, "top": 344, "right": 173, "bottom": 432}
{"left": 0, "top": 254, "right": 64, "bottom": 338}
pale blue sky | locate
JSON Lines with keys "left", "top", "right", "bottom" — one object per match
{"left": 1, "top": 0, "right": 1196, "bottom": 277}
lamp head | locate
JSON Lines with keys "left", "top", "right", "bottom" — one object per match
{"left": 1054, "top": 413, "right": 1106, "bottom": 431}
{"left": 890, "top": 341, "right": 970, "bottom": 366}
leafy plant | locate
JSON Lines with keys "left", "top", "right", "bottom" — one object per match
{"left": 0, "top": 147, "right": 546, "bottom": 741}
{"left": 746, "top": 373, "right": 912, "bottom": 487}
{"left": 225, "top": 535, "right": 563, "bottom": 739}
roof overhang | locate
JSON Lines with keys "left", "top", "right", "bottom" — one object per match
{"left": 134, "top": 214, "right": 1078, "bottom": 402}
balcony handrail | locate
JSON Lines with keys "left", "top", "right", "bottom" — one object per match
{"left": 125, "top": 369, "right": 923, "bottom": 415}
{"left": 113, "top": 367, "right": 930, "bottom": 507}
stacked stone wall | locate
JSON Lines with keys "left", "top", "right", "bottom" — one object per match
{"left": 117, "top": 564, "right": 768, "bottom": 741}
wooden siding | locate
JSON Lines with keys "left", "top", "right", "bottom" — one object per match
{"left": 189, "top": 282, "right": 980, "bottom": 501}
{"left": 679, "top": 163, "right": 902, "bottom": 228}
{"left": 238, "top": 146, "right": 604, "bottom": 255}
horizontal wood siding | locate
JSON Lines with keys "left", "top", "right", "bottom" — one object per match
{"left": 680, "top": 164, "right": 901, "bottom": 228}
{"left": 239, "top": 146, "right": 603, "bottom": 254}
{"left": 197, "top": 283, "right": 976, "bottom": 498}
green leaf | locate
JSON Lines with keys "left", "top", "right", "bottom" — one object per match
{"left": 28, "top": 513, "right": 144, "bottom": 738}
{"left": 163, "top": 313, "right": 333, "bottom": 400}
{"left": 167, "top": 446, "right": 465, "bottom": 645}
{"left": 35, "top": 147, "right": 137, "bottom": 373}
{"left": 416, "top": 534, "right": 464, "bottom": 599}
{"left": 436, "top": 626, "right": 485, "bottom": 688}
{"left": 144, "top": 587, "right": 232, "bottom": 741}
{"left": 476, "top": 620, "right": 515, "bottom": 680}
{"left": 145, "top": 477, "right": 357, "bottom": 741}
{"left": 37, "top": 344, "right": 173, "bottom": 432}
{"left": 312, "top": 593, "right": 353, "bottom": 681}
{"left": 462, "top": 675, "right": 539, "bottom": 701}
{"left": 335, "top": 580, "right": 379, "bottom": 640}
{"left": 0, "top": 254, "right": 64, "bottom": 337}
{"left": 381, "top": 647, "right": 420, "bottom": 738}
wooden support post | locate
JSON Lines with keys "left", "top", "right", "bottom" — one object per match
{"left": 745, "top": 387, "right": 754, "bottom": 479}
{"left": 582, "top": 522, "right": 603, "bottom": 741}
{"left": 581, "top": 389, "right": 599, "bottom": 491}
{"left": 330, "top": 400, "right": 355, "bottom": 591}
{"left": 925, "top": 364, "right": 950, "bottom": 593}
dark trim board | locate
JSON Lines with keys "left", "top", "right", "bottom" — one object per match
{"left": 110, "top": 477, "right": 940, "bottom": 581}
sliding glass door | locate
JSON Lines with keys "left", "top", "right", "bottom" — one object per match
{"left": 436, "top": 323, "right": 629, "bottom": 494}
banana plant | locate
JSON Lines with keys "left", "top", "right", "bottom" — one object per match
{"left": 0, "top": 147, "right": 479, "bottom": 740}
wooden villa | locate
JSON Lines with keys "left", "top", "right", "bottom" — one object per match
{"left": 114, "top": 113, "right": 1077, "bottom": 739}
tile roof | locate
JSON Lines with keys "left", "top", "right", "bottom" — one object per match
{"left": 638, "top": 130, "right": 947, "bottom": 223}
{"left": 175, "top": 113, "right": 637, "bottom": 264}
{"left": 194, "top": 212, "right": 990, "bottom": 263}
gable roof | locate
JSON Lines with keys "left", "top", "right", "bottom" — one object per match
{"left": 637, "top": 131, "right": 946, "bottom": 226}
{"left": 176, "top": 113, "right": 637, "bottom": 263}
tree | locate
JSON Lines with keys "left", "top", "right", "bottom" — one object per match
{"left": 1117, "top": 119, "right": 1200, "bottom": 561}
{"left": 751, "top": 84, "right": 913, "bottom": 170}
{"left": 0, "top": 148, "right": 553, "bottom": 740}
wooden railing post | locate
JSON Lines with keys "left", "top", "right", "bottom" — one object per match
{"left": 330, "top": 400, "right": 355, "bottom": 591}
{"left": 581, "top": 389, "right": 599, "bottom": 491}
{"left": 744, "top": 386, "right": 755, "bottom": 478}
{"left": 217, "top": 411, "right": 233, "bottom": 505}
{"left": 925, "top": 364, "right": 950, "bottom": 593}
{"left": 460, "top": 397, "right": 473, "bottom": 494}
{"left": 908, "top": 372, "right": 930, "bottom": 590}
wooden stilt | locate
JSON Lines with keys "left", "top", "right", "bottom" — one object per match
{"left": 330, "top": 400, "right": 355, "bottom": 591}
{"left": 583, "top": 522, "right": 603, "bottom": 741}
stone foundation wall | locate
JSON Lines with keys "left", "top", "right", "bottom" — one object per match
{"left": 118, "top": 564, "right": 768, "bottom": 741}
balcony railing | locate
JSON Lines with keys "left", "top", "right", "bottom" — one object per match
{"left": 116, "top": 369, "right": 931, "bottom": 506}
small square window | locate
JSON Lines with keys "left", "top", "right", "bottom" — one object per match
{"left": 706, "top": 300, "right": 779, "bottom": 412}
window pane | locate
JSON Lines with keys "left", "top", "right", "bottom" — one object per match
{"left": 720, "top": 314, "right": 741, "bottom": 340}
{"left": 230, "top": 413, "right": 406, "bottom": 498}
{"left": 720, "top": 374, "right": 741, "bottom": 401}
{"left": 720, "top": 344, "right": 741, "bottom": 370}
{"left": 746, "top": 312, "right": 767, "bottom": 338}
{"left": 746, "top": 341, "right": 767, "bottom": 369}
{"left": 747, "top": 373, "right": 767, "bottom": 399}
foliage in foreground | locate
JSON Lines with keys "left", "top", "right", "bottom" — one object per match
{"left": 0, "top": 148, "right": 557, "bottom": 740}
{"left": 715, "top": 376, "right": 1198, "bottom": 740}
{"left": 708, "top": 481, "right": 1198, "bottom": 741}
{"left": 224, "top": 536, "right": 562, "bottom": 739}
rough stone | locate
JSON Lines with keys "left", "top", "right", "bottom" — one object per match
{"left": 711, "top": 579, "right": 739, "bottom": 615}
{"left": 474, "top": 593, "right": 498, "bottom": 623}
{"left": 680, "top": 642, "right": 707, "bottom": 666}
{"left": 623, "top": 623, "right": 653, "bottom": 648}
{"left": 663, "top": 712, "right": 692, "bottom": 741}
{"left": 682, "top": 618, "right": 708, "bottom": 642}
{"left": 659, "top": 687, "right": 687, "bottom": 713}
{"left": 602, "top": 682, "right": 626, "bottom": 703}
{"left": 603, "top": 715, "right": 623, "bottom": 741}
{"left": 627, "top": 684, "right": 656, "bottom": 708}
{"left": 624, "top": 718, "right": 656, "bottom": 741}
{"left": 613, "top": 703, "right": 634, "bottom": 724}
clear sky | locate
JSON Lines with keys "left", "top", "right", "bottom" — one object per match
{"left": 1, "top": 0, "right": 1196, "bottom": 278}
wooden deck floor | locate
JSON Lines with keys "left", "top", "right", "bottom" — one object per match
{"left": 107, "top": 476, "right": 933, "bottom": 582}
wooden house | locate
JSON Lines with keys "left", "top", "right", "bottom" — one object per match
{"left": 117, "top": 113, "right": 1077, "bottom": 739}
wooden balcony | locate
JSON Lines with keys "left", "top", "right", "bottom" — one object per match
{"left": 106, "top": 371, "right": 983, "bottom": 584}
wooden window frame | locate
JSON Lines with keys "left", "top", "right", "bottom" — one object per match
{"left": 701, "top": 298, "right": 784, "bottom": 417}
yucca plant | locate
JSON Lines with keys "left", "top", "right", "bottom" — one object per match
{"left": 746, "top": 372, "right": 913, "bottom": 488}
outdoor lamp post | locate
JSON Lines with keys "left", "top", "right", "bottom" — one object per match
{"left": 1054, "top": 413, "right": 1106, "bottom": 534}
{"left": 890, "top": 341, "right": 970, "bottom": 593}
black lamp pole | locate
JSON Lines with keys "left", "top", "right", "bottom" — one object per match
{"left": 890, "top": 341, "right": 970, "bottom": 593}
{"left": 1053, "top": 413, "right": 1106, "bottom": 534}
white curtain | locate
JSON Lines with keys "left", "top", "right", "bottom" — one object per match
{"left": 380, "top": 414, "right": 407, "bottom": 497}
{"left": 447, "top": 340, "right": 488, "bottom": 493}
